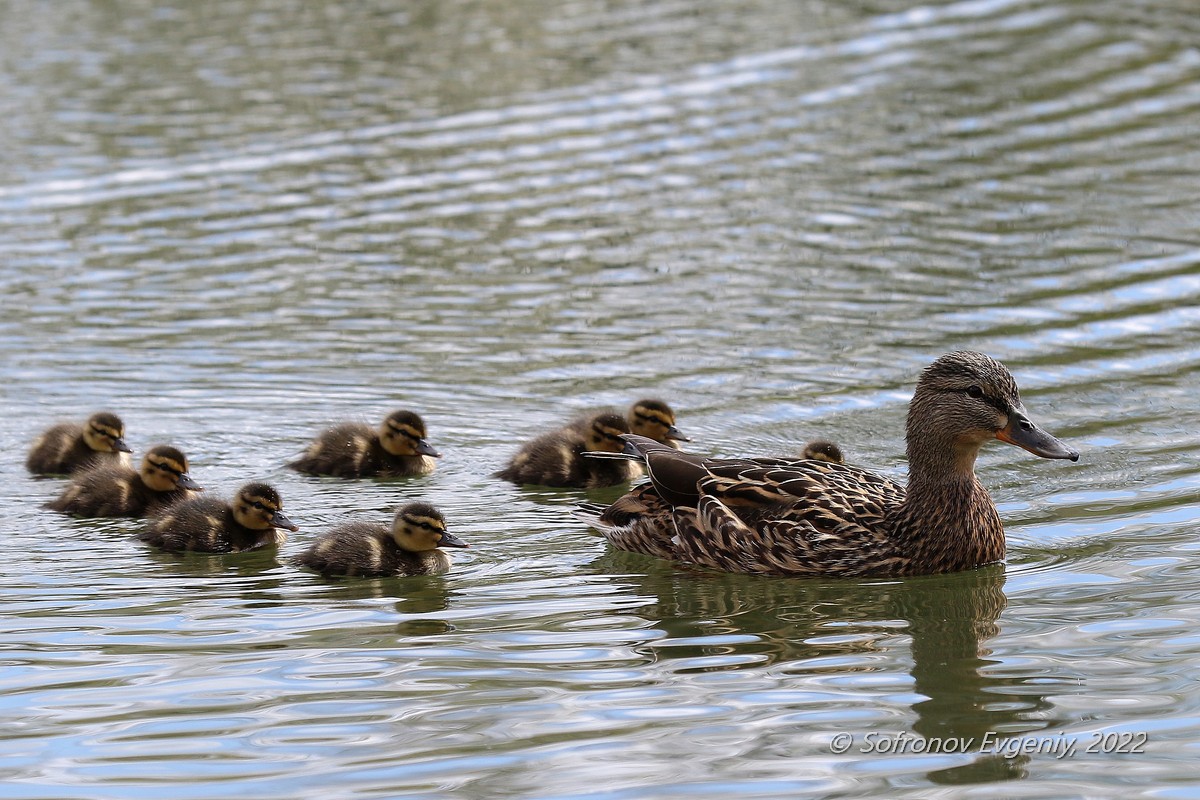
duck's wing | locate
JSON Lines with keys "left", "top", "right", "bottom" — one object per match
{"left": 669, "top": 461, "right": 908, "bottom": 577}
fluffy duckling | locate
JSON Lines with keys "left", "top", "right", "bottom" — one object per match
{"left": 495, "top": 411, "right": 639, "bottom": 488}
{"left": 45, "top": 445, "right": 201, "bottom": 518}
{"left": 295, "top": 502, "right": 467, "bottom": 577}
{"left": 26, "top": 411, "right": 132, "bottom": 476}
{"left": 140, "top": 482, "right": 297, "bottom": 553}
{"left": 628, "top": 399, "right": 690, "bottom": 449}
{"left": 801, "top": 439, "right": 844, "bottom": 464}
{"left": 288, "top": 409, "right": 441, "bottom": 478}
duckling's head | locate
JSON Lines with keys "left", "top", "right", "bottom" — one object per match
{"left": 628, "top": 399, "right": 690, "bottom": 445}
{"left": 801, "top": 439, "right": 844, "bottom": 464}
{"left": 584, "top": 412, "right": 632, "bottom": 454}
{"left": 379, "top": 410, "right": 441, "bottom": 458}
{"left": 140, "top": 445, "right": 202, "bottom": 493}
{"left": 390, "top": 502, "right": 468, "bottom": 552}
{"left": 907, "top": 351, "right": 1078, "bottom": 474}
{"left": 83, "top": 411, "right": 132, "bottom": 454}
{"left": 232, "top": 483, "right": 298, "bottom": 531}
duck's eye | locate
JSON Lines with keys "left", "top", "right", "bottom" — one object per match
{"left": 966, "top": 385, "right": 984, "bottom": 399}
{"left": 252, "top": 502, "right": 266, "bottom": 511}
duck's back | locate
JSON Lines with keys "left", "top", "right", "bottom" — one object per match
{"left": 27, "top": 423, "right": 121, "bottom": 476}
{"left": 496, "top": 428, "right": 638, "bottom": 488}
{"left": 673, "top": 458, "right": 909, "bottom": 576}
{"left": 45, "top": 464, "right": 186, "bottom": 518}
{"left": 142, "top": 496, "right": 284, "bottom": 553}
{"left": 296, "top": 522, "right": 451, "bottom": 577}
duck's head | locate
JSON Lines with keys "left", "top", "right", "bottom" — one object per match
{"left": 906, "top": 351, "right": 1078, "bottom": 475}
{"left": 83, "top": 411, "right": 132, "bottom": 454}
{"left": 801, "top": 439, "right": 844, "bottom": 464}
{"left": 584, "top": 412, "right": 632, "bottom": 454}
{"left": 390, "top": 502, "right": 468, "bottom": 552}
{"left": 140, "top": 445, "right": 203, "bottom": 493}
{"left": 379, "top": 410, "right": 441, "bottom": 458}
{"left": 628, "top": 399, "right": 690, "bottom": 445}
{"left": 232, "top": 482, "right": 298, "bottom": 531}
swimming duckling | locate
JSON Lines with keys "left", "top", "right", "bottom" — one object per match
{"left": 45, "top": 445, "right": 202, "bottom": 518}
{"left": 577, "top": 351, "right": 1079, "bottom": 577}
{"left": 628, "top": 398, "right": 690, "bottom": 449}
{"left": 495, "top": 411, "right": 638, "bottom": 488}
{"left": 295, "top": 502, "right": 467, "bottom": 577}
{"left": 801, "top": 439, "right": 844, "bottom": 464}
{"left": 288, "top": 409, "right": 441, "bottom": 478}
{"left": 140, "top": 482, "right": 297, "bottom": 553}
{"left": 26, "top": 411, "right": 132, "bottom": 476}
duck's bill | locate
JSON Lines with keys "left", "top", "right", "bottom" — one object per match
{"left": 271, "top": 510, "right": 299, "bottom": 532}
{"left": 997, "top": 409, "right": 1079, "bottom": 461}
{"left": 177, "top": 473, "right": 204, "bottom": 490}
{"left": 439, "top": 531, "right": 469, "bottom": 548}
{"left": 113, "top": 437, "right": 133, "bottom": 453}
{"left": 416, "top": 439, "right": 442, "bottom": 458}
{"left": 665, "top": 425, "right": 691, "bottom": 442}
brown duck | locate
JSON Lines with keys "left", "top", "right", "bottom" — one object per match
{"left": 288, "top": 409, "right": 441, "bottom": 478}
{"left": 575, "top": 351, "right": 1079, "bottom": 577}
{"left": 45, "top": 445, "right": 202, "bottom": 518}
{"left": 295, "top": 502, "right": 467, "bottom": 577}
{"left": 26, "top": 411, "right": 132, "bottom": 476}
{"left": 141, "top": 482, "right": 297, "bottom": 553}
{"left": 495, "top": 411, "right": 639, "bottom": 489}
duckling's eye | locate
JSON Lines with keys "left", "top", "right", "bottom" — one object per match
{"left": 966, "top": 385, "right": 984, "bottom": 399}
{"left": 252, "top": 502, "right": 266, "bottom": 511}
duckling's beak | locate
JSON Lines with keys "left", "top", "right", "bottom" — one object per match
{"left": 176, "top": 472, "right": 203, "bottom": 491}
{"left": 665, "top": 424, "right": 691, "bottom": 443}
{"left": 113, "top": 437, "right": 132, "bottom": 453}
{"left": 270, "top": 509, "right": 299, "bottom": 532}
{"left": 439, "top": 531, "right": 469, "bottom": 548}
{"left": 997, "top": 406, "right": 1079, "bottom": 461}
{"left": 416, "top": 439, "right": 442, "bottom": 458}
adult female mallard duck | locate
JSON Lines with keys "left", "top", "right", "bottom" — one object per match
{"left": 627, "top": 399, "right": 690, "bottom": 449}
{"left": 495, "top": 411, "right": 638, "bottom": 488}
{"left": 140, "top": 482, "right": 297, "bottom": 553}
{"left": 295, "top": 502, "right": 467, "bottom": 577}
{"left": 45, "top": 445, "right": 202, "bottom": 518}
{"left": 575, "top": 351, "right": 1079, "bottom": 577}
{"left": 26, "top": 411, "right": 133, "bottom": 476}
{"left": 288, "top": 409, "right": 441, "bottom": 478}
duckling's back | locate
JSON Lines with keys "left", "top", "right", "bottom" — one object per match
{"left": 27, "top": 423, "right": 121, "bottom": 476}
{"left": 142, "top": 496, "right": 285, "bottom": 553}
{"left": 45, "top": 464, "right": 188, "bottom": 518}
{"left": 295, "top": 522, "right": 451, "bottom": 577}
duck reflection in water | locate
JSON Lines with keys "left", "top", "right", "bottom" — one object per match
{"left": 588, "top": 551, "right": 1056, "bottom": 783}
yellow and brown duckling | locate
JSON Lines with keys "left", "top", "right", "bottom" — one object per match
{"left": 495, "top": 411, "right": 639, "bottom": 488}
{"left": 140, "top": 482, "right": 297, "bottom": 553}
{"left": 288, "top": 409, "right": 441, "bottom": 478}
{"left": 575, "top": 351, "right": 1079, "bottom": 577}
{"left": 295, "top": 502, "right": 467, "bottom": 577}
{"left": 26, "top": 411, "right": 132, "bottom": 476}
{"left": 627, "top": 398, "right": 690, "bottom": 449}
{"left": 45, "top": 444, "right": 202, "bottom": 518}
{"left": 800, "top": 439, "right": 844, "bottom": 464}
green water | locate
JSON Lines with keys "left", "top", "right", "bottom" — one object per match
{"left": 2, "top": 1, "right": 1199, "bottom": 797}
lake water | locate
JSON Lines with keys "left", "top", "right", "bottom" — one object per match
{"left": 2, "top": 0, "right": 1199, "bottom": 797}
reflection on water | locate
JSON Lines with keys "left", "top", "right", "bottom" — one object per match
{"left": 3, "top": 0, "right": 1200, "bottom": 797}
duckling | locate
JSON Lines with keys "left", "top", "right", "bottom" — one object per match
{"left": 295, "top": 502, "right": 467, "bottom": 577}
{"left": 576, "top": 351, "right": 1079, "bottom": 577}
{"left": 628, "top": 398, "right": 690, "bottom": 449}
{"left": 26, "top": 411, "right": 132, "bottom": 476}
{"left": 45, "top": 445, "right": 202, "bottom": 518}
{"left": 288, "top": 409, "right": 441, "bottom": 478}
{"left": 140, "top": 483, "right": 297, "bottom": 553}
{"left": 495, "top": 411, "right": 639, "bottom": 488}
{"left": 801, "top": 439, "right": 844, "bottom": 464}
